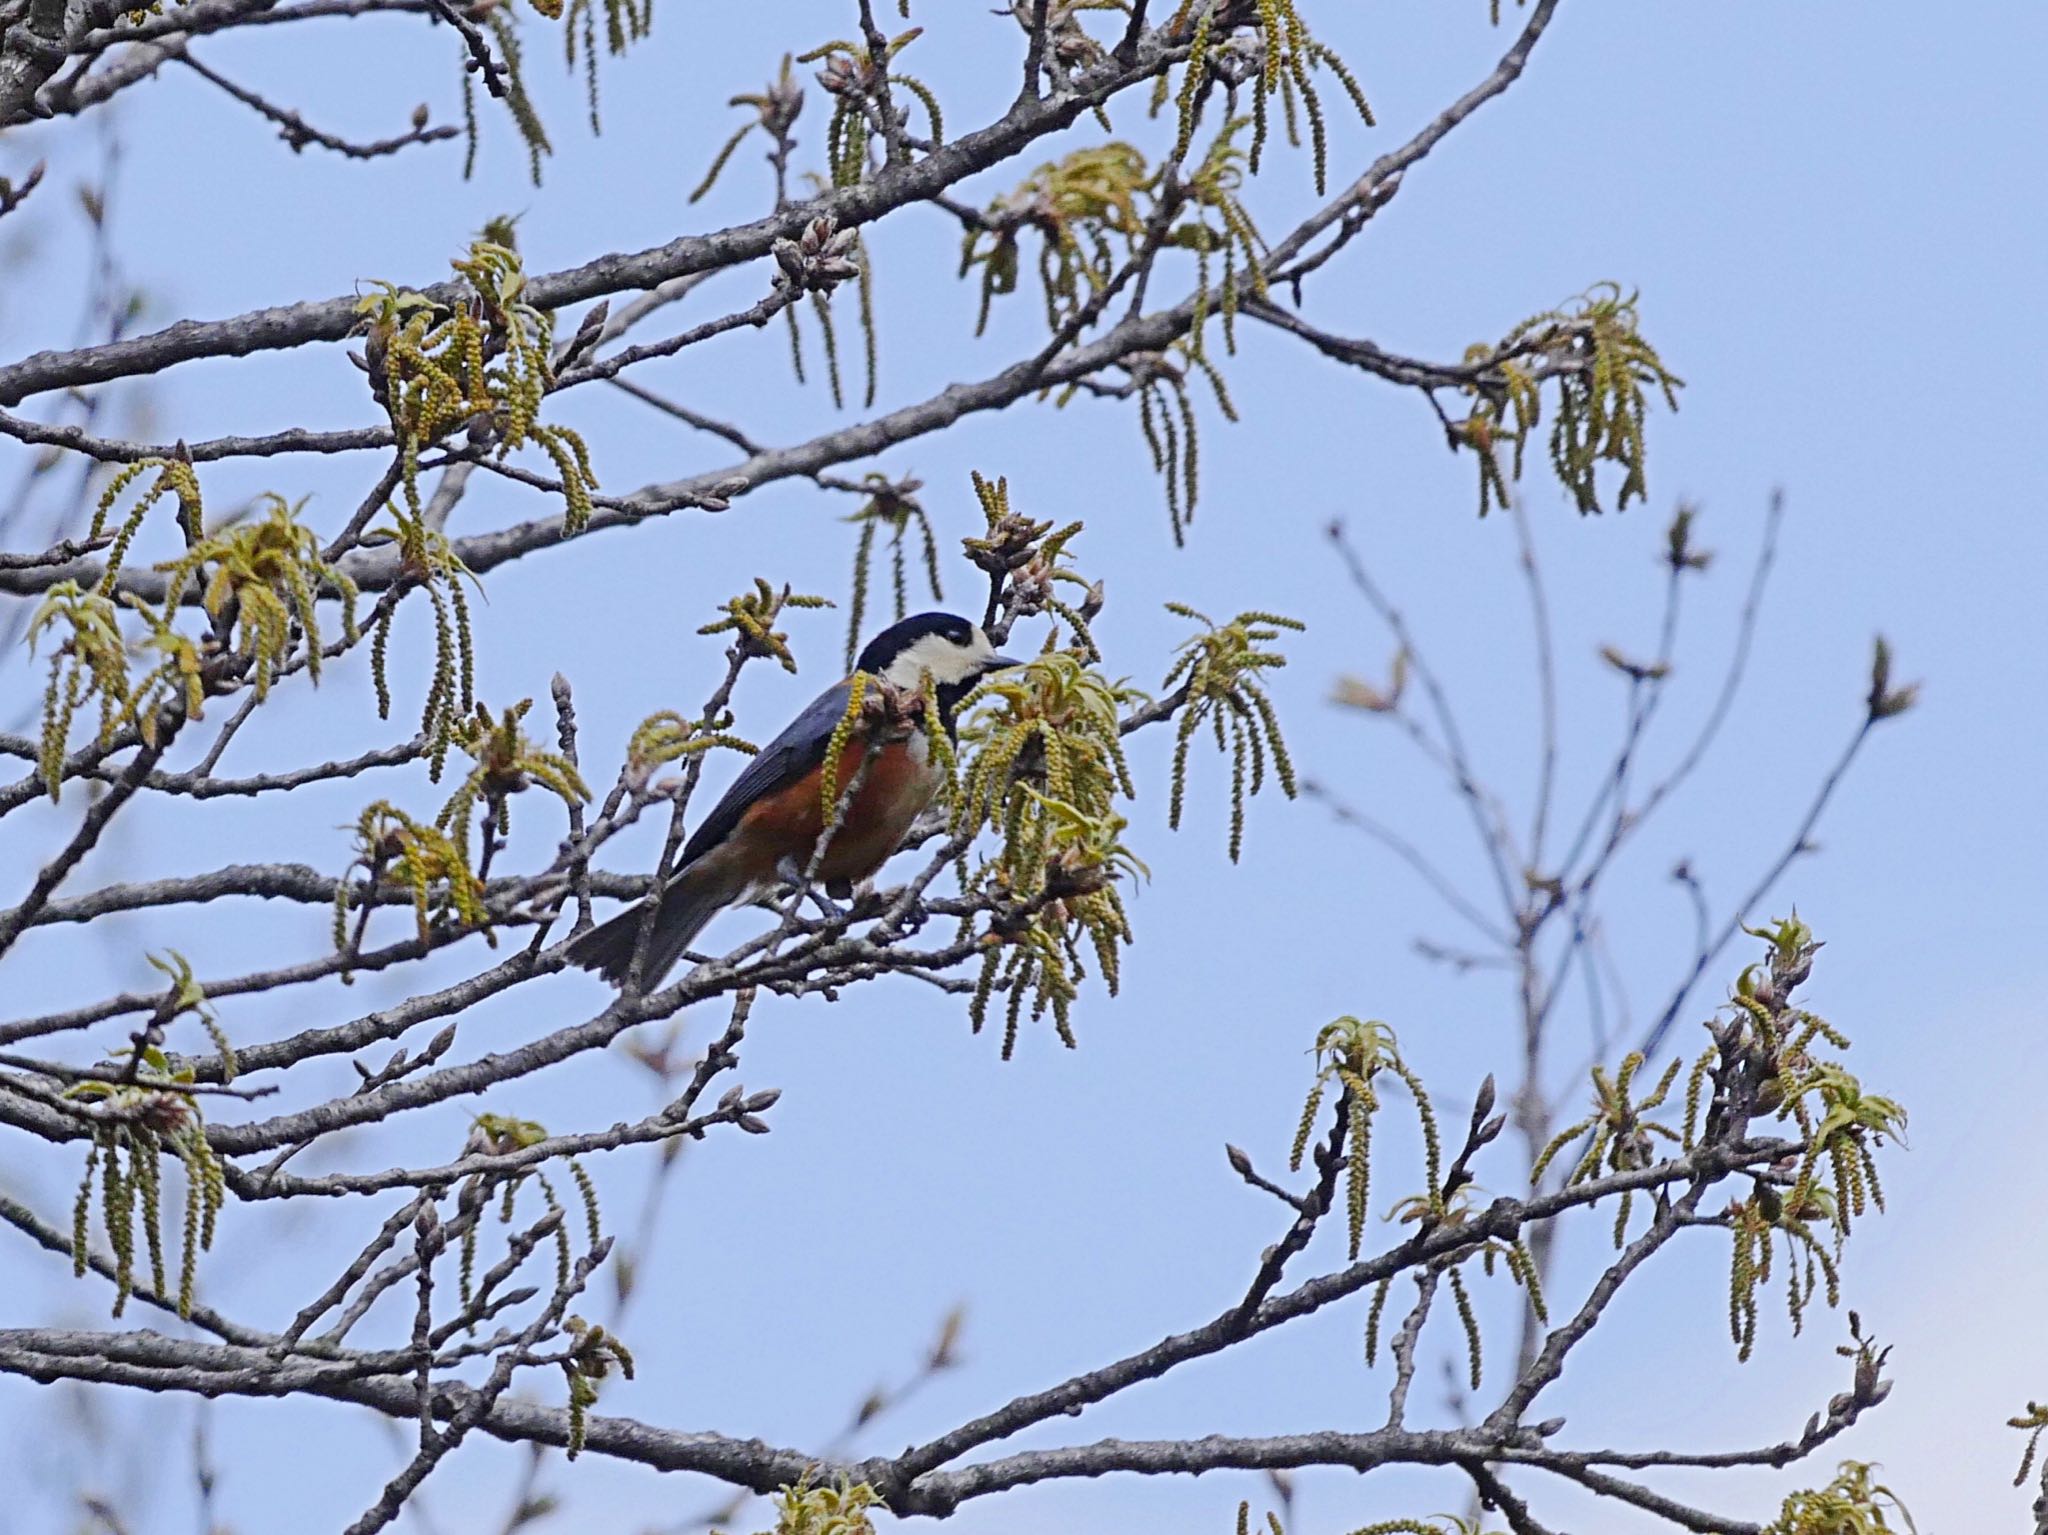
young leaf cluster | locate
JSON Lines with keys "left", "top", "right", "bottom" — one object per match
{"left": 1738, "top": 916, "right": 1903, "bottom": 1244}
{"left": 1679, "top": 916, "right": 1905, "bottom": 1360}
{"left": 335, "top": 800, "right": 491, "bottom": 967}
{"left": 626, "top": 709, "right": 758, "bottom": 784}
{"left": 1763, "top": 1461, "right": 1916, "bottom": 1535}
{"left": 698, "top": 579, "right": 835, "bottom": 674}
{"left": 730, "top": 1475, "right": 882, "bottom": 1535}
{"left": 1531, "top": 1050, "right": 1682, "bottom": 1248}
{"left": 986, "top": 4, "right": 1370, "bottom": 536}
{"left": 29, "top": 471, "right": 355, "bottom": 796}
{"left": 954, "top": 652, "right": 1143, "bottom": 1059}
{"left": 27, "top": 581, "right": 190, "bottom": 797}
{"left": 1458, "top": 283, "right": 1682, "bottom": 515}
{"left": 961, "top": 472, "right": 1103, "bottom": 658}
{"left": 1865, "top": 635, "right": 1920, "bottom": 723}
{"left": 962, "top": 142, "right": 1150, "bottom": 337}
{"left": 1162, "top": 603, "right": 1300, "bottom": 860}
{"left": 1724, "top": 1176, "right": 1844, "bottom": 1359}
{"left": 145, "top": 950, "right": 238, "bottom": 1075}
{"left": 560, "top": 1315, "right": 634, "bottom": 1458}
{"left": 157, "top": 492, "right": 360, "bottom": 701}
{"left": 1291, "top": 1016, "right": 1437, "bottom": 1260}
{"left": 66, "top": 1049, "right": 226, "bottom": 1322}
{"left": 2011, "top": 1399, "right": 2048, "bottom": 1494}
{"left": 960, "top": 122, "right": 1271, "bottom": 373}
{"left": 438, "top": 698, "right": 591, "bottom": 870}
{"left": 357, "top": 239, "right": 596, "bottom": 533}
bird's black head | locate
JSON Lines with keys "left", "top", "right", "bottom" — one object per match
{"left": 855, "top": 611, "right": 1021, "bottom": 731}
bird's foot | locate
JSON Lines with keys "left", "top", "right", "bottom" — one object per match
{"left": 844, "top": 878, "right": 889, "bottom": 921}
{"left": 773, "top": 855, "right": 847, "bottom": 921}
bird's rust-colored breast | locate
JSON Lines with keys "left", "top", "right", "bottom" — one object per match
{"left": 732, "top": 736, "right": 937, "bottom": 884}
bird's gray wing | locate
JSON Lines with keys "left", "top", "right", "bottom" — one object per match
{"left": 678, "top": 678, "right": 856, "bottom": 867}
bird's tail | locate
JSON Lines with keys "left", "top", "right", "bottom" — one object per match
{"left": 565, "top": 853, "right": 751, "bottom": 988}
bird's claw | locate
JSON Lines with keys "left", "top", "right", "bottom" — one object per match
{"left": 774, "top": 855, "right": 848, "bottom": 920}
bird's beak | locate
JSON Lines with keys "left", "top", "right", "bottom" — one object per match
{"left": 983, "top": 654, "right": 1024, "bottom": 673}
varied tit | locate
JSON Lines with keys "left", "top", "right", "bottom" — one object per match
{"left": 568, "top": 612, "right": 1021, "bottom": 988}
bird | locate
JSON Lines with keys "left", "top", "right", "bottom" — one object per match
{"left": 567, "top": 612, "right": 1021, "bottom": 988}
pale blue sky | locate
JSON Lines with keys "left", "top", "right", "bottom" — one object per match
{"left": 3, "top": 3, "right": 2044, "bottom": 1532}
